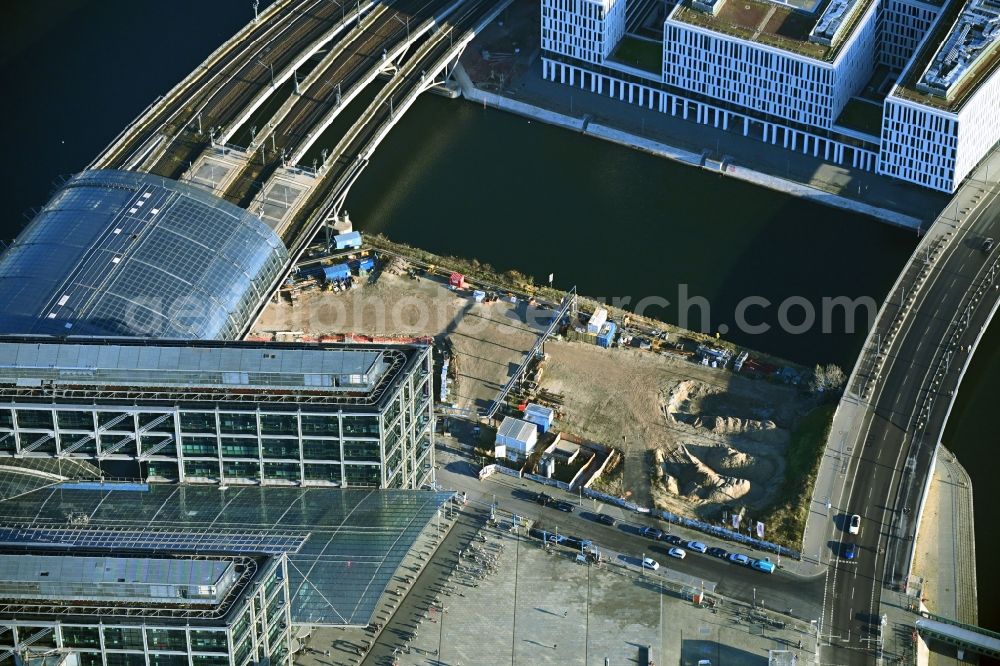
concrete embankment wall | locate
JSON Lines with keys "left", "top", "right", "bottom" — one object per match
{"left": 453, "top": 66, "right": 920, "bottom": 230}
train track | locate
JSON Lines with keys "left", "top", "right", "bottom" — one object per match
{"left": 277, "top": 0, "right": 503, "bottom": 255}
{"left": 221, "top": 0, "right": 456, "bottom": 207}
{"left": 94, "top": 0, "right": 370, "bottom": 178}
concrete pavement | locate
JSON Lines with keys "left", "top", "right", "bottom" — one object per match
{"left": 910, "top": 446, "right": 977, "bottom": 627}
{"left": 431, "top": 421, "right": 827, "bottom": 625}
{"left": 455, "top": 2, "right": 950, "bottom": 227}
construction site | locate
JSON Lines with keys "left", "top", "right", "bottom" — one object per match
{"left": 254, "top": 238, "right": 824, "bottom": 526}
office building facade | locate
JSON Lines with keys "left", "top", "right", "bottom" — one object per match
{"left": 540, "top": 0, "right": 1000, "bottom": 193}
{"left": 0, "top": 551, "right": 291, "bottom": 666}
{"left": 0, "top": 337, "right": 434, "bottom": 490}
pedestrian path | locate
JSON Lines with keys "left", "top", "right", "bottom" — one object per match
{"left": 911, "top": 445, "right": 977, "bottom": 626}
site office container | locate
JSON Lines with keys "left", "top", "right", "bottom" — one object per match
{"left": 333, "top": 231, "right": 362, "bottom": 250}
{"left": 597, "top": 322, "right": 617, "bottom": 348}
{"left": 323, "top": 264, "right": 351, "bottom": 282}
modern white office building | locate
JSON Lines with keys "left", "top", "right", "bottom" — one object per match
{"left": 879, "top": 0, "right": 943, "bottom": 71}
{"left": 877, "top": 0, "right": 1000, "bottom": 191}
{"left": 540, "top": 0, "right": 1000, "bottom": 192}
{"left": 541, "top": 0, "right": 626, "bottom": 63}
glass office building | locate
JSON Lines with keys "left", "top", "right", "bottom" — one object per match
{"left": 0, "top": 337, "right": 434, "bottom": 490}
{"left": 0, "top": 550, "right": 291, "bottom": 666}
{"left": 0, "top": 473, "right": 453, "bottom": 627}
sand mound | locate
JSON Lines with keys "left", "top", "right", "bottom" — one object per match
{"left": 712, "top": 445, "right": 757, "bottom": 471}
{"left": 654, "top": 445, "right": 751, "bottom": 503}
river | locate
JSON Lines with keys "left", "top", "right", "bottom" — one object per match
{"left": 1, "top": 0, "right": 997, "bottom": 633}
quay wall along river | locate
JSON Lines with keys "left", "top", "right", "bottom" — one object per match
{"left": 343, "top": 93, "right": 914, "bottom": 369}
{"left": 2, "top": 0, "right": 999, "bottom": 634}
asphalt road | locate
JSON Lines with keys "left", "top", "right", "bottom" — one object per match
{"left": 822, "top": 171, "right": 1000, "bottom": 664}
{"left": 433, "top": 441, "right": 827, "bottom": 623}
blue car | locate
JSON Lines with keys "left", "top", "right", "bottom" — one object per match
{"left": 751, "top": 558, "right": 775, "bottom": 573}
{"left": 844, "top": 543, "right": 858, "bottom": 560}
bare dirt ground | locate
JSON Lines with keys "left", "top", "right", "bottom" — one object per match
{"left": 255, "top": 273, "right": 550, "bottom": 413}
{"left": 540, "top": 340, "right": 813, "bottom": 519}
{"left": 258, "top": 270, "right": 814, "bottom": 520}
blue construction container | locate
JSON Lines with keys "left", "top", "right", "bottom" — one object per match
{"left": 523, "top": 403, "right": 554, "bottom": 433}
{"left": 333, "top": 231, "right": 362, "bottom": 250}
{"left": 323, "top": 263, "right": 351, "bottom": 282}
{"left": 357, "top": 256, "right": 375, "bottom": 272}
{"left": 597, "top": 322, "right": 617, "bottom": 348}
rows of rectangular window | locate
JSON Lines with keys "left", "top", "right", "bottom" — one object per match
{"left": 181, "top": 460, "right": 381, "bottom": 485}
{"left": 0, "top": 409, "right": 175, "bottom": 432}
{"left": 879, "top": 161, "right": 953, "bottom": 191}
{"left": 662, "top": 31, "right": 836, "bottom": 127}
{"left": 71, "top": 656, "right": 230, "bottom": 666}
{"left": 178, "top": 436, "right": 382, "bottom": 461}
{"left": 0, "top": 624, "right": 232, "bottom": 655}
{"left": 0, "top": 432, "right": 180, "bottom": 458}
{"left": 0, "top": 409, "right": 380, "bottom": 438}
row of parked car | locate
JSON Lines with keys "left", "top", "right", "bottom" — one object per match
{"left": 638, "top": 526, "right": 776, "bottom": 573}
{"left": 533, "top": 492, "right": 777, "bottom": 573}
{"left": 534, "top": 492, "right": 575, "bottom": 512}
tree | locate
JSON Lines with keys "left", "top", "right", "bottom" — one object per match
{"left": 811, "top": 364, "right": 846, "bottom": 393}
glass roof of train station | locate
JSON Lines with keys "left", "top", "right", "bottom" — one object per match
{"left": 0, "top": 479, "right": 451, "bottom": 626}
{"left": 0, "top": 170, "right": 289, "bottom": 341}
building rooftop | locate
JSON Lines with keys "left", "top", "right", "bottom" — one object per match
{"left": 0, "top": 169, "right": 289, "bottom": 341}
{"left": 0, "top": 336, "right": 426, "bottom": 408}
{"left": 0, "top": 477, "right": 452, "bottom": 626}
{"left": 524, "top": 403, "right": 555, "bottom": 422}
{"left": 0, "top": 553, "right": 235, "bottom": 606}
{"left": 894, "top": 0, "right": 1000, "bottom": 110}
{"left": 0, "top": 549, "right": 269, "bottom": 625}
{"left": 497, "top": 416, "right": 538, "bottom": 443}
{"left": 670, "top": 0, "right": 877, "bottom": 61}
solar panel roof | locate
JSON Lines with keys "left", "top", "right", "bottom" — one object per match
{"left": 0, "top": 479, "right": 451, "bottom": 626}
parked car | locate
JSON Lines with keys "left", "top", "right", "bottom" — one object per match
{"left": 642, "top": 557, "right": 660, "bottom": 571}
{"left": 844, "top": 542, "right": 858, "bottom": 561}
{"left": 641, "top": 527, "right": 664, "bottom": 540}
{"left": 686, "top": 541, "right": 708, "bottom": 553}
{"left": 596, "top": 514, "right": 616, "bottom": 526}
{"left": 751, "top": 558, "right": 775, "bottom": 574}
{"left": 553, "top": 501, "right": 574, "bottom": 513}
{"left": 849, "top": 514, "right": 861, "bottom": 535}
{"left": 728, "top": 553, "right": 751, "bottom": 566}
{"left": 663, "top": 534, "right": 684, "bottom": 545}
{"left": 667, "top": 547, "right": 687, "bottom": 559}
{"left": 706, "top": 547, "right": 729, "bottom": 559}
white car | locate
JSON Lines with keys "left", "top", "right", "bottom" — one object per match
{"left": 849, "top": 514, "right": 861, "bottom": 535}
{"left": 667, "top": 547, "right": 686, "bottom": 559}
{"left": 642, "top": 557, "right": 660, "bottom": 571}
{"left": 686, "top": 541, "right": 708, "bottom": 553}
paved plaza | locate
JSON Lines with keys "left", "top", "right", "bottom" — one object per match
{"left": 296, "top": 506, "right": 818, "bottom": 665}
